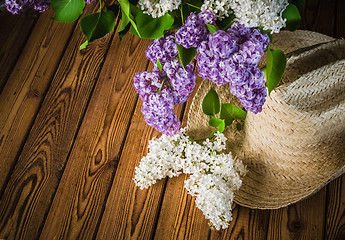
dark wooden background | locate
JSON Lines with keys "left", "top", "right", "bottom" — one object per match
{"left": 0, "top": 0, "right": 344, "bottom": 239}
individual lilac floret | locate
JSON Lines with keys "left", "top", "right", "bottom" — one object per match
{"left": 141, "top": 88, "right": 181, "bottom": 136}
{"left": 229, "top": 67, "right": 267, "bottom": 114}
{"left": 198, "top": 9, "right": 217, "bottom": 25}
{"left": 163, "top": 59, "right": 196, "bottom": 104}
{"left": 145, "top": 34, "right": 178, "bottom": 65}
{"left": 175, "top": 12, "right": 209, "bottom": 48}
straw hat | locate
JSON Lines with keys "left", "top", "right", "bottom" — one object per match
{"left": 186, "top": 30, "right": 345, "bottom": 209}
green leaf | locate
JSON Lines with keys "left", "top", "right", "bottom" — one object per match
{"left": 51, "top": 0, "right": 85, "bottom": 23}
{"left": 220, "top": 103, "right": 246, "bottom": 126}
{"left": 118, "top": 0, "right": 140, "bottom": 37}
{"left": 209, "top": 117, "right": 225, "bottom": 133}
{"left": 176, "top": 44, "right": 197, "bottom": 68}
{"left": 209, "top": 131, "right": 215, "bottom": 139}
{"left": 157, "top": 58, "right": 163, "bottom": 72}
{"left": 119, "top": 9, "right": 130, "bottom": 32}
{"left": 79, "top": 40, "right": 88, "bottom": 50}
{"left": 265, "top": 46, "right": 287, "bottom": 94}
{"left": 107, "top": 4, "right": 120, "bottom": 16}
{"left": 202, "top": 88, "right": 220, "bottom": 116}
{"left": 206, "top": 23, "right": 217, "bottom": 34}
{"left": 236, "top": 122, "right": 242, "bottom": 131}
{"left": 130, "top": 9, "right": 174, "bottom": 39}
{"left": 80, "top": 9, "right": 117, "bottom": 49}
{"left": 288, "top": 0, "right": 305, "bottom": 11}
{"left": 282, "top": 4, "right": 301, "bottom": 31}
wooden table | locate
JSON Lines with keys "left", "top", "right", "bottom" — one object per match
{"left": 0, "top": 1, "right": 344, "bottom": 239}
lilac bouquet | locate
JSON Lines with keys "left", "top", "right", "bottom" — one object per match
{"left": 5, "top": 0, "right": 303, "bottom": 229}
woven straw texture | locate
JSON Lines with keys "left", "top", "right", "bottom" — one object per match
{"left": 186, "top": 30, "right": 345, "bottom": 209}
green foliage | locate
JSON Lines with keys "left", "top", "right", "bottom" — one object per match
{"left": 220, "top": 103, "right": 246, "bottom": 126}
{"left": 265, "top": 46, "right": 287, "bottom": 94}
{"left": 157, "top": 58, "right": 163, "bottom": 72}
{"left": 288, "top": 0, "right": 305, "bottom": 12}
{"left": 206, "top": 23, "right": 217, "bottom": 34}
{"left": 130, "top": 9, "right": 174, "bottom": 39}
{"left": 236, "top": 122, "right": 242, "bottom": 131}
{"left": 209, "top": 116, "right": 225, "bottom": 133}
{"left": 176, "top": 44, "right": 197, "bottom": 68}
{"left": 80, "top": 7, "right": 118, "bottom": 49}
{"left": 202, "top": 88, "right": 220, "bottom": 116}
{"left": 51, "top": 0, "right": 85, "bottom": 23}
{"left": 216, "top": 14, "right": 235, "bottom": 30}
{"left": 282, "top": 4, "right": 301, "bottom": 31}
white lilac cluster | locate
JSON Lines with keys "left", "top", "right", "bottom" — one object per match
{"left": 201, "top": 0, "right": 289, "bottom": 33}
{"left": 138, "top": 0, "right": 181, "bottom": 18}
{"left": 134, "top": 129, "right": 247, "bottom": 230}
{"left": 201, "top": 0, "right": 233, "bottom": 20}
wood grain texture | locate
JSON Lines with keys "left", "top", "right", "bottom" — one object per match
{"left": 299, "top": 0, "right": 336, "bottom": 36}
{"left": 0, "top": 9, "right": 76, "bottom": 194}
{"left": 39, "top": 32, "right": 152, "bottom": 240}
{"left": 324, "top": 1, "right": 345, "bottom": 238}
{"left": 0, "top": 3, "right": 114, "bottom": 239}
{"left": 267, "top": 189, "right": 327, "bottom": 240}
{"left": 325, "top": 176, "right": 345, "bottom": 240}
{"left": 209, "top": 205, "right": 269, "bottom": 240}
{"left": 335, "top": 0, "right": 345, "bottom": 38}
{"left": 0, "top": 10, "right": 38, "bottom": 92}
{"left": 95, "top": 99, "right": 185, "bottom": 240}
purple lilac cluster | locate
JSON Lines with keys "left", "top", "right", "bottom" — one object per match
{"left": 134, "top": 34, "right": 196, "bottom": 135}
{"left": 145, "top": 34, "right": 178, "bottom": 66}
{"left": 175, "top": 10, "right": 216, "bottom": 49}
{"left": 5, "top": 0, "right": 49, "bottom": 14}
{"left": 6, "top": 0, "right": 95, "bottom": 14}
{"left": 197, "top": 22, "right": 270, "bottom": 113}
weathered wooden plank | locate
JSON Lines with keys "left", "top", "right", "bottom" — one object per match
{"left": 95, "top": 96, "right": 185, "bottom": 239}
{"left": 324, "top": 2, "right": 345, "bottom": 238}
{"left": 267, "top": 189, "right": 327, "bottom": 240}
{"left": 154, "top": 174, "right": 210, "bottom": 240}
{"left": 39, "top": 33, "right": 152, "bottom": 239}
{"left": 0, "top": 3, "right": 114, "bottom": 239}
{"left": 299, "top": 0, "right": 336, "bottom": 36}
{"left": 335, "top": 0, "right": 345, "bottom": 38}
{"left": 0, "top": 9, "right": 76, "bottom": 194}
{"left": 209, "top": 206, "right": 269, "bottom": 240}
{"left": 325, "top": 177, "right": 345, "bottom": 240}
{"left": 0, "top": 10, "right": 38, "bottom": 92}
